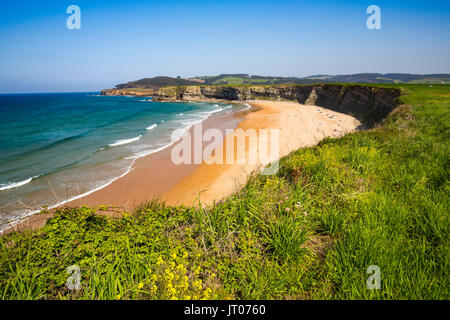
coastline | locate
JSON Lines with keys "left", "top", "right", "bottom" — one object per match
{"left": 162, "top": 100, "right": 361, "bottom": 205}
{"left": 0, "top": 101, "right": 250, "bottom": 235}
{"left": 1, "top": 99, "right": 360, "bottom": 236}
{"left": 62, "top": 102, "right": 250, "bottom": 209}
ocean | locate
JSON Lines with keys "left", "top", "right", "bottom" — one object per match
{"left": 0, "top": 92, "right": 247, "bottom": 231}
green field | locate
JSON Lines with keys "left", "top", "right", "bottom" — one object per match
{"left": 1, "top": 84, "right": 448, "bottom": 300}
{"left": 198, "top": 73, "right": 450, "bottom": 85}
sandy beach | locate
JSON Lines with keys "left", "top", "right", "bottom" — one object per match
{"left": 1, "top": 100, "right": 360, "bottom": 235}
{"left": 162, "top": 100, "right": 361, "bottom": 205}
{"left": 72, "top": 99, "right": 361, "bottom": 208}
{"left": 63, "top": 103, "right": 247, "bottom": 209}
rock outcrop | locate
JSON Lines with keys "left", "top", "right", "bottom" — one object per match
{"left": 101, "top": 88, "right": 157, "bottom": 96}
{"left": 153, "top": 84, "right": 401, "bottom": 127}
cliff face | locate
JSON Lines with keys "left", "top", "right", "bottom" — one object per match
{"left": 154, "top": 84, "right": 401, "bottom": 127}
{"left": 101, "top": 88, "right": 157, "bottom": 96}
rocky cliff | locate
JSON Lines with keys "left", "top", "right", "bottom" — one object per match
{"left": 153, "top": 84, "right": 401, "bottom": 127}
{"left": 101, "top": 88, "right": 157, "bottom": 96}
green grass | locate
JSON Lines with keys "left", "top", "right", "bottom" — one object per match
{"left": 1, "top": 84, "right": 449, "bottom": 300}
{"left": 211, "top": 76, "right": 274, "bottom": 86}
{"left": 408, "top": 78, "right": 450, "bottom": 84}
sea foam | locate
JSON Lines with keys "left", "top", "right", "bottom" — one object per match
{"left": 109, "top": 135, "right": 142, "bottom": 147}
{"left": 0, "top": 177, "right": 33, "bottom": 191}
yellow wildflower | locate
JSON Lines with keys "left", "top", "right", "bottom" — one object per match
{"left": 150, "top": 284, "right": 157, "bottom": 295}
{"left": 156, "top": 256, "right": 164, "bottom": 265}
{"left": 203, "top": 288, "right": 212, "bottom": 299}
{"left": 193, "top": 279, "right": 202, "bottom": 290}
{"left": 194, "top": 266, "right": 201, "bottom": 275}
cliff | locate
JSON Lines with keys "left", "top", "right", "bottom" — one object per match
{"left": 153, "top": 84, "right": 401, "bottom": 127}
{"left": 101, "top": 88, "right": 157, "bottom": 96}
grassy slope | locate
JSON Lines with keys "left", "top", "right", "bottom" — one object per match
{"left": 1, "top": 85, "right": 448, "bottom": 300}
{"left": 115, "top": 77, "right": 200, "bottom": 89}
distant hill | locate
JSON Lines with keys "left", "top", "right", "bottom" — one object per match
{"left": 195, "top": 73, "right": 450, "bottom": 85}
{"left": 110, "top": 73, "right": 450, "bottom": 91}
{"left": 114, "top": 76, "right": 201, "bottom": 90}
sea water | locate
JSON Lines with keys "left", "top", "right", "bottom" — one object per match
{"left": 0, "top": 92, "right": 246, "bottom": 231}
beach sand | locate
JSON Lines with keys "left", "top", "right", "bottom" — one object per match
{"left": 1, "top": 100, "right": 360, "bottom": 235}
{"left": 162, "top": 100, "right": 361, "bottom": 205}
{"left": 63, "top": 106, "right": 245, "bottom": 209}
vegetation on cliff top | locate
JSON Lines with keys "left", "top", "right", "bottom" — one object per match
{"left": 0, "top": 84, "right": 449, "bottom": 300}
{"left": 109, "top": 74, "right": 450, "bottom": 91}
{"left": 198, "top": 73, "right": 450, "bottom": 85}
{"left": 114, "top": 76, "right": 201, "bottom": 90}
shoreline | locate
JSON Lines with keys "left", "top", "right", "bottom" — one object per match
{"left": 1, "top": 99, "right": 361, "bottom": 236}
{"left": 0, "top": 101, "right": 251, "bottom": 236}
{"left": 62, "top": 102, "right": 251, "bottom": 209}
{"left": 162, "top": 100, "right": 361, "bottom": 205}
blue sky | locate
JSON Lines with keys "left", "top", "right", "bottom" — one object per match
{"left": 0, "top": 0, "right": 449, "bottom": 93}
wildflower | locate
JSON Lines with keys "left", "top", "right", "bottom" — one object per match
{"left": 181, "top": 275, "right": 189, "bottom": 289}
{"left": 194, "top": 266, "right": 201, "bottom": 276}
{"left": 193, "top": 279, "right": 202, "bottom": 290}
{"left": 164, "top": 268, "right": 174, "bottom": 281}
{"left": 115, "top": 294, "right": 122, "bottom": 300}
{"left": 168, "top": 286, "right": 177, "bottom": 296}
{"left": 156, "top": 256, "right": 164, "bottom": 265}
{"left": 203, "top": 288, "right": 212, "bottom": 299}
{"left": 150, "top": 284, "right": 157, "bottom": 295}
{"left": 137, "top": 282, "right": 144, "bottom": 289}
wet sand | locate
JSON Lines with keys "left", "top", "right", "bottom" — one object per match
{"left": 64, "top": 106, "right": 247, "bottom": 209}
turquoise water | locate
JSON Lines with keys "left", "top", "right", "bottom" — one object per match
{"left": 0, "top": 93, "right": 245, "bottom": 230}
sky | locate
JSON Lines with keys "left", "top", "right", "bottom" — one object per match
{"left": 0, "top": 0, "right": 449, "bottom": 93}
